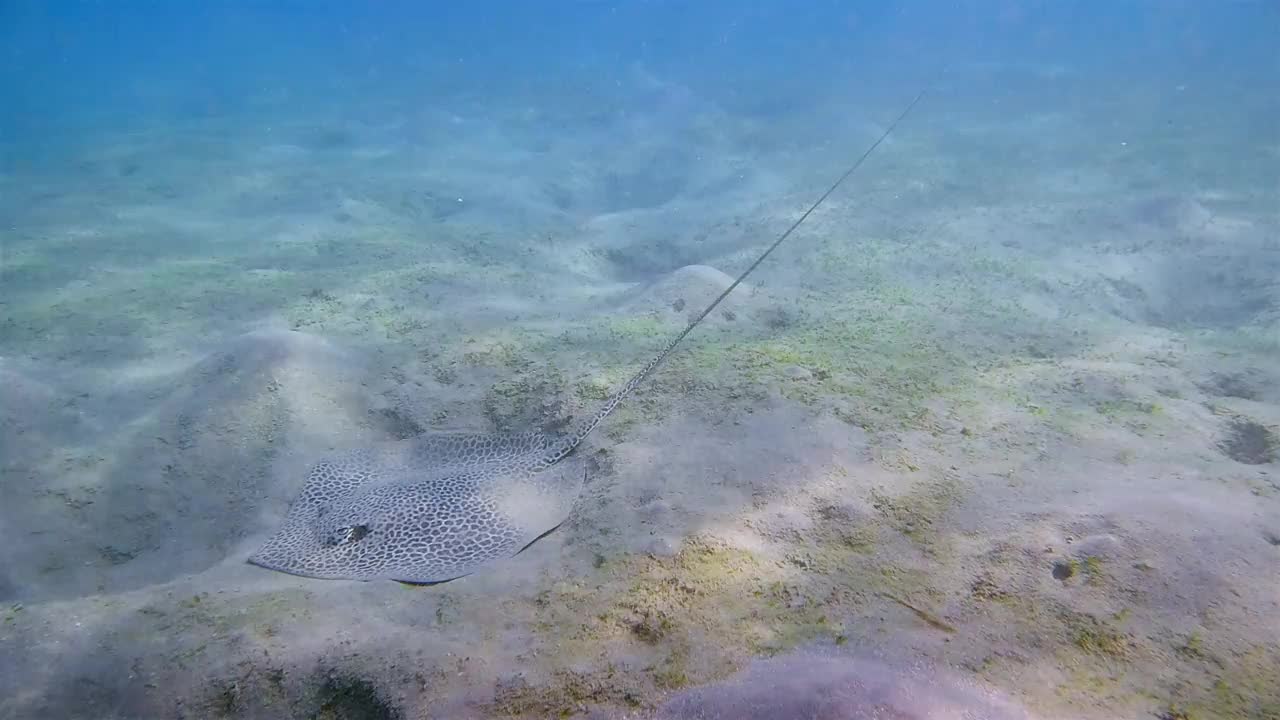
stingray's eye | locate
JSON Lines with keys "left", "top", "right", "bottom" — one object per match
{"left": 322, "top": 524, "right": 371, "bottom": 547}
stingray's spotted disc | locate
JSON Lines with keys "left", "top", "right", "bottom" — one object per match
{"left": 248, "top": 432, "right": 583, "bottom": 583}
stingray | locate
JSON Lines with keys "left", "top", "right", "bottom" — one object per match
{"left": 248, "top": 91, "right": 926, "bottom": 584}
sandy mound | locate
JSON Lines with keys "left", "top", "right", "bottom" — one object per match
{"left": 619, "top": 263, "right": 794, "bottom": 331}
{"left": 1130, "top": 194, "right": 1214, "bottom": 236}
{"left": 1075, "top": 196, "right": 1279, "bottom": 329}
{"left": 1, "top": 329, "right": 379, "bottom": 602}
{"left": 589, "top": 396, "right": 875, "bottom": 559}
{"left": 0, "top": 361, "right": 100, "bottom": 599}
{"left": 0, "top": 360, "right": 98, "bottom": 467}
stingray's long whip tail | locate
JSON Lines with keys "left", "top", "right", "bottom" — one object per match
{"left": 542, "top": 89, "right": 928, "bottom": 466}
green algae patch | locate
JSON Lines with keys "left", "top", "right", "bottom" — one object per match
{"left": 866, "top": 475, "right": 965, "bottom": 552}
{"left": 203, "top": 665, "right": 401, "bottom": 720}
{"left": 498, "top": 540, "right": 768, "bottom": 715}
{"left": 532, "top": 274, "right": 1007, "bottom": 433}
{"left": 142, "top": 588, "right": 315, "bottom": 644}
{"left": 1067, "top": 611, "right": 1134, "bottom": 659}
{"left": 719, "top": 309, "right": 971, "bottom": 431}
{"left": 482, "top": 372, "right": 565, "bottom": 433}
{"left": 1081, "top": 555, "right": 1106, "bottom": 585}
{"left": 1093, "top": 396, "right": 1168, "bottom": 435}
{"left": 493, "top": 664, "right": 649, "bottom": 718}
{"left": 955, "top": 563, "right": 1278, "bottom": 718}
{"left": 202, "top": 665, "right": 290, "bottom": 718}
{"left": 3, "top": 256, "right": 292, "bottom": 360}
{"left": 961, "top": 586, "right": 1278, "bottom": 717}
{"left": 313, "top": 673, "right": 403, "bottom": 720}
{"left": 600, "top": 314, "right": 672, "bottom": 343}
{"left": 1158, "top": 643, "right": 1280, "bottom": 720}
{"left": 605, "top": 539, "right": 795, "bottom": 658}
{"left": 967, "top": 602, "right": 1280, "bottom": 719}
{"left": 505, "top": 536, "right": 905, "bottom": 716}
{"left": 574, "top": 376, "right": 614, "bottom": 401}
{"left": 651, "top": 647, "right": 694, "bottom": 690}
{"left": 1, "top": 603, "right": 23, "bottom": 628}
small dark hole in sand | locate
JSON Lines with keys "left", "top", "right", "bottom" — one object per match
{"left": 314, "top": 673, "right": 401, "bottom": 720}
{"left": 672, "top": 298, "right": 686, "bottom": 312}
{"left": 1205, "top": 373, "right": 1259, "bottom": 400}
{"left": 99, "top": 546, "right": 136, "bottom": 565}
{"left": 587, "top": 447, "right": 615, "bottom": 478}
{"left": 815, "top": 503, "right": 853, "bottom": 522}
{"left": 373, "top": 408, "right": 425, "bottom": 440}
{"left": 1052, "top": 560, "right": 1075, "bottom": 581}
{"left": 1219, "top": 419, "right": 1276, "bottom": 465}
{"left": 758, "top": 306, "right": 794, "bottom": 330}
{"left": 721, "top": 309, "right": 737, "bottom": 321}
{"left": 1263, "top": 531, "right": 1280, "bottom": 547}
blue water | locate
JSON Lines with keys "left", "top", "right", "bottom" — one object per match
{"left": 6, "top": 2, "right": 1274, "bottom": 134}
{"left": 2, "top": 2, "right": 1278, "bottom": 719}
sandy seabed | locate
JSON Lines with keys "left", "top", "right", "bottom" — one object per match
{"left": 1, "top": 69, "right": 1278, "bottom": 719}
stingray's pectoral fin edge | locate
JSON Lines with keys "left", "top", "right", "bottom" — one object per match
{"left": 394, "top": 573, "right": 471, "bottom": 587}
{"left": 394, "top": 525, "right": 565, "bottom": 586}
{"left": 244, "top": 553, "right": 372, "bottom": 583}
{"left": 509, "top": 465, "right": 583, "bottom": 557}
{"left": 516, "top": 519, "right": 567, "bottom": 556}
{"left": 248, "top": 552, "right": 459, "bottom": 585}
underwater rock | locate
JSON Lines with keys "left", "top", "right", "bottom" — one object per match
{"left": 655, "top": 646, "right": 1037, "bottom": 720}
